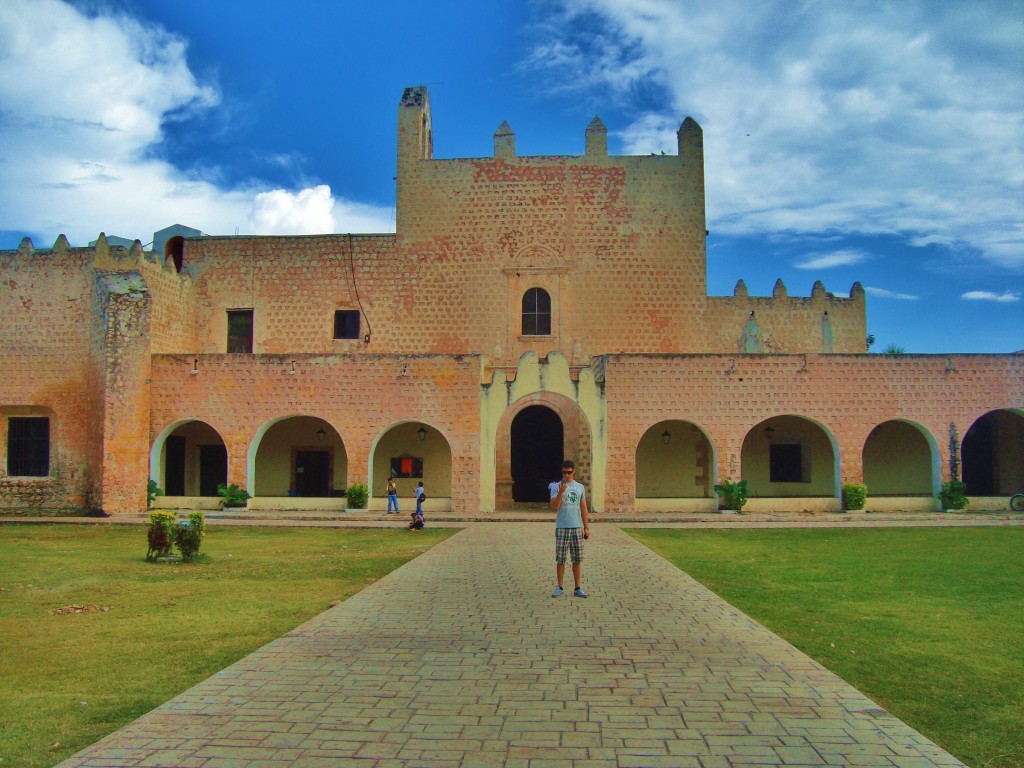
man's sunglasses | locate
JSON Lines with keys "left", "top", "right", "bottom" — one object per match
{"left": 562, "top": 470, "right": 574, "bottom": 475}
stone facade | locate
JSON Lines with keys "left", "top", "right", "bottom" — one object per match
{"left": 1, "top": 86, "right": 1021, "bottom": 515}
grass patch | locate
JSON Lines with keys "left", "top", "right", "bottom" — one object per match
{"left": 625, "top": 526, "right": 1024, "bottom": 768}
{"left": 0, "top": 523, "right": 457, "bottom": 768}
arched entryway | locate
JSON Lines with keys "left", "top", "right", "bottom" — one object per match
{"left": 741, "top": 415, "right": 839, "bottom": 509}
{"left": 635, "top": 420, "right": 715, "bottom": 508}
{"left": 862, "top": 420, "right": 938, "bottom": 496}
{"left": 249, "top": 415, "right": 347, "bottom": 500}
{"left": 370, "top": 422, "right": 452, "bottom": 510}
{"left": 511, "top": 406, "right": 563, "bottom": 502}
{"left": 150, "top": 419, "right": 227, "bottom": 498}
{"left": 495, "top": 393, "right": 592, "bottom": 509}
{"left": 962, "top": 409, "right": 1024, "bottom": 496}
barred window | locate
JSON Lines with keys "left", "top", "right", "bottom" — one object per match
{"left": 521, "top": 288, "right": 551, "bottom": 336}
{"left": 7, "top": 417, "right": 50, "bottom": 477}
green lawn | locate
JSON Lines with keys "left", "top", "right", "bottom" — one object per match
{"left": 625, "top": 526, "right": 1024, "bottom": 768}
{"left": 0, "top": 523, "right": 457, "bottom": 768}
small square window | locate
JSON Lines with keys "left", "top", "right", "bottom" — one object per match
{"left": 334, "top": 310, "right": 360, "bottom": 340}
{"left": 227, "top": 309, "right": 254, "bottom": 353}
{"left": 7, "top": 416, "right": 50, "bottom": 477}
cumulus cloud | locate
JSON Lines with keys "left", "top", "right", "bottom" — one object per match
{"left": 961, "top": 290, "right": 1020, "bottom": 303}
{"left": 0, "top": 0, "right": 394, "bottom": 247}
{"left": 525, "top": 0, "right": 1024, "bottom": 270}
{"left": 795, "top": 250, "right": 867, "bottom": 270}
{"left": 864, "top": 286, "right": 920, "bottom": 301}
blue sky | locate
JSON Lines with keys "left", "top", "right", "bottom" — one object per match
{"left": 1, "top": 0, "right": 1021, "bottom": 352}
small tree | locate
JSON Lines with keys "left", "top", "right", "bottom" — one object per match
{"left": 714, "top": 479, "right": 749, "bottom": 512}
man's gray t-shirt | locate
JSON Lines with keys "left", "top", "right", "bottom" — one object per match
{"left": 553, "top": 480, "right": 586, "bottom": 528}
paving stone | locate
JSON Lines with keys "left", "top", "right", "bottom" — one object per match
{"left": 55, "top": 523, "right": 966, "bottom": 768}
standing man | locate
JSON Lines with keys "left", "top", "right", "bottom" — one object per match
{"left": 386, "top": 476, "right": 399, "bottom": 514}
{"left": 550, "top": 459, "right": 590, "bottom": 598}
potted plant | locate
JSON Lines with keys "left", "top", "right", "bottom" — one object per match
{"left": 217, "top": 483, "right": 251, "bottom": 509}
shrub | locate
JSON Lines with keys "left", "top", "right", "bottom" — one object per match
{"left": 174, "top": 512, "right": 206, "bottom": 561}
{"left": 714, "top": 479, "right": 749, "bottom": 511}
{"left": 146, "top": 510, "right": 177, "bottom": 560}
{"left": 217, "top": 483, "right": 251, "bottom": 508}
{"left": 842, "top": 483, "right": 868, "bottom": 511}
{"left": 147, "top": 480, "right": 164, "bottom": 507}
{"left": 940, "top": 480, "right": 969, "bottom": 511}
{"left": 345, "top": 483, "right": 369, "bottom": 509}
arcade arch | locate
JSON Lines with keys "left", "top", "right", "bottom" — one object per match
{"left": 862, "top": 420, "right": 938, "bottom": 496}
{"left": 741, "top": 415, "right": 839, "bottom": 502}
{"left": 370, "top": 422, "right": 452, "bottom": 507}
{"left": 635, "top": 420, "right": 715, "bottom": 500}
{"left": 249, "top": 415, "right": 346, "bottom": 498}
{"left": 150, "top": 419, "right": 227, "bottom": 497}
{"left": 962, "top": 409, "right": 1024, "bottom": 497}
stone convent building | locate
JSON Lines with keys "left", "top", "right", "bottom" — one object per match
{"left": 2, "top": 86, "right": 1021, "bottom": 516}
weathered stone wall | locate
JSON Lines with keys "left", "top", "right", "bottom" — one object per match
{"left": 706, "top": 280, "right": 867, "bottom": 354}
{"left": 180, "top": 234, "right": 394, "bottom": 354}
{"left": 0, "top": 86, "right": 1019, "bottom": 517}
{"left": 149, "top": 353, "right": 482, "bottom": 510}
{"left": 0, "top": 238, "right": 98, "bottom": 512}
{"left": 602, "top": 353, "right": 1024, "bottom": 512}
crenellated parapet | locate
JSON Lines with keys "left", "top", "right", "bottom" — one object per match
{"left": 705, "top": 279, "right": 867, "bottom": 354}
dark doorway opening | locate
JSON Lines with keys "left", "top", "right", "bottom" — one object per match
{"left": 770, "top": 444, "right": 803, "bottom": 482}
{"left": 511, "top": 406, "right": 563, "bottom": 502}
{"left": 165, "top": 435, "right": 186, "bottom": 496}
{"left": 963, "top": 416, "right": 996, "bottom": 495}
{"left": 198, "top": 444, "right": 228, "bottom": 497}
{"left": 295, "top": 450, "right": 331, "bottom": 497}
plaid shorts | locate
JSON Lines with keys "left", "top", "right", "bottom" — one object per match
{"left": 555, "top": 527, "right": 584, "bottom": 565}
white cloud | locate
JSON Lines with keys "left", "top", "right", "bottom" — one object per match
{"left": 527, "top": 0, "right": 1024, "bottom": 270}
{"left": 865, "top": 286, "right": 919, "bottom": 301}
{"left": 795, "top": 250, "right": 867, "bottom": 270}
{"left": 961, "top": 290, "right": 1020, "bottom": 303}
{"left": 0, "top": 0, "right": 394, "bottom": 247}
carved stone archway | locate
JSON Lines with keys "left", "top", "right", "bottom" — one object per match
{"left": 495, "top": 392, "right": 592, "bottom": 509}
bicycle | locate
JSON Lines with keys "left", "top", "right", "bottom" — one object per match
{"left": 1011, "top": 493, "right": 1024, "bottom": 512}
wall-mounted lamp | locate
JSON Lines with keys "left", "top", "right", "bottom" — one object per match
{"left": 418, "top": 426, "right": 427, "bottom": 441}
{"left": 661, "top": 430, "right": 671, "bottom": 444}
{"left": 316, "top": 424, "right": 326, "bottom": 443}
{"left": 764, "top": 425, "right": 775, "bottom": 441}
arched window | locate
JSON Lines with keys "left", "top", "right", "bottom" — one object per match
{"left": 521, "top": 288, "right": 551, "bottom": 336}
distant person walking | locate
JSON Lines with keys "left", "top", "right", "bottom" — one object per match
{"left": 549, "top": 459, "right": 590, "bottom": 598}
{"left": 387, "top": 477, "right": 399, "bottom": 514}
{"left": 415, "top": 481, "right": 425, "bottom": 517}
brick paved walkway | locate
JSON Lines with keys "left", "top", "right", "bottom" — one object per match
{"left": 58, "top": 523, "right": 965, "bottom": 767}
